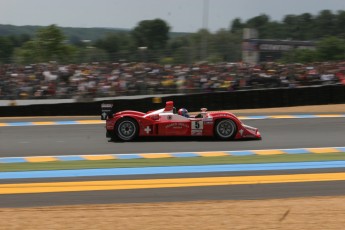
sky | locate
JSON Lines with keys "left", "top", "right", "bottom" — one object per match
{"left": 0, "top": 0, "right": 344, "bottom": 32}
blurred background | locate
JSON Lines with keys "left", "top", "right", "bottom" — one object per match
{"left": 0, "top": 0, "right": 344, "bottom": 101}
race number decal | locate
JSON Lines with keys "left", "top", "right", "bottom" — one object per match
{"left": 191, "top": 121, "right": 203, "bottom": 130}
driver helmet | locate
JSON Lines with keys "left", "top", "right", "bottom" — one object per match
{"left": 178, "top": 108, "right": 189, "bottom": 118}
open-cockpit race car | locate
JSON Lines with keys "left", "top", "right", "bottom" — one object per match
{"left": 101, "top": 101, "right": 261, "bottom": 141}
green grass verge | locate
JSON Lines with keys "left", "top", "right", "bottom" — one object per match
{"left": 1, "top": 152, "right": 345, "bottom": 172}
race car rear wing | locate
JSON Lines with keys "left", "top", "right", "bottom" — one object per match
{"left": 101, "top": 103, "right": 114, "bottom": 120}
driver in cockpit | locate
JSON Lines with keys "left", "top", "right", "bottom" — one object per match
{"left": 178, "top": 108, "right": 190, "bottom": 118}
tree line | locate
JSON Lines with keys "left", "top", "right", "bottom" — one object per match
{"left": 231, "top": 10, "right": 345, "bottom": 63}
{"left": 0, "top": 10, "right": 344, "bottom": 64}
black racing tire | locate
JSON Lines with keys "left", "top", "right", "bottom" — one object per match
{"left": 214, "top": 119, "right": 237, "bottom": 140}
{"left": 115, "top": 118, "right": 139, "bottom": 141}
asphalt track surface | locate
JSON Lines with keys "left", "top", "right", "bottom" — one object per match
{"left": 1, "top": 118, "right": 345, "bottom": 157}
{"left": 1, "top": 117, "right": 345, "bottom": 207}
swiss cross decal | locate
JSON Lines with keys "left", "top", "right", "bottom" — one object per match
{"left": 144, "top": 126, "right": 152, "bottom": 134}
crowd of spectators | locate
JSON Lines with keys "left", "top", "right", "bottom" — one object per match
{"left": 0, "top": 61, "right": 345, "bottom": 100}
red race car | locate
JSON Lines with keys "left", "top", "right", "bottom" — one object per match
{"left": 101, "top": 101, "right": 261, "bottom": 141}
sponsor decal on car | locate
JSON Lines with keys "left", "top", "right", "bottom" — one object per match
{"left": 165, "top": 123, "right": 190, "bottom": 129}
{"left": 215, "top": 113, "right": 230, "bottom": 117}
{"left": 203, "top": 118, "right": 213, "bottom": 121}
{"left": 191, "top": 130, "right": 203, "bottom": 136}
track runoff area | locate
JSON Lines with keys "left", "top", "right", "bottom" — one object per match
{"left": 1, "top": 106, "right": 345, "bottom": 203}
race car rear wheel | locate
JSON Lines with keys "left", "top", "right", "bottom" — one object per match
{"left": 214, "top": 119, "right": 237, "bottom": 140}
{"left": 115, "top": 118, "right": 139, "bottom": 141}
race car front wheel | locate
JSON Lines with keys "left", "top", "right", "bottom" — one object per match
{"left": 214, "top": 119, "right": 237, "bottom": 140}
{"left": 115, "top": 118, "right": 139, "bottom": 141}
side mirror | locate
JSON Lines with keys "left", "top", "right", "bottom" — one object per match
{"left": 201, "top": 108, "right": 208, "bottom": 118}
